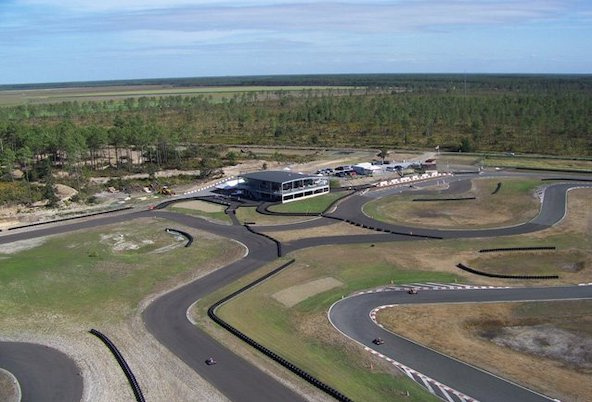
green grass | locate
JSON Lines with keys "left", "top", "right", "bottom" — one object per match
{"left": 482, "top": 157, "right": 592, "bottom": 171}
{"left": 0, "top": 218, "right": 240, "bottom": 324}
{"left": 235, "top": 207, "right": 308, "bottom": 225}
{"left": 267, "top": 192, "right": 347, "bottom": 214}
{"left": 0, "top": 85, "right": 357, "bottom": 106}
{"left": 168, "top": 206, "right": 232, "bottom": 224}
{"left": 197, "top": 244, "right": 458, "bottom": 401}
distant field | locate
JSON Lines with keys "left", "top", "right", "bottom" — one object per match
{"left": 0, "top": 85, "right": 359, "bottom": 106}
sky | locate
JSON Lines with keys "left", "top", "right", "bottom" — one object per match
{"left": 1, "top": 0, "right": 591, "bottom": 84}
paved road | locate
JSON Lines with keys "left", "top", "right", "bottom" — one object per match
{"left": 329, "top": 286, "right": 592, "bottom": 402}
{"left": 0, "top": 175, "right": 590, "bottom": 401}
{"left": 143, "top": 211, "right": 306, "bottom": 402}
{"left": 0, "top": 342, "right": 83, "bottom": 402}
{"left": 326, "top": 181, "right": 592, "bottom": 239}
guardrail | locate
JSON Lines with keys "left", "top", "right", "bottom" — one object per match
{"left": 208, "top": 259, "right": 352, "bottom": 402}
{"left": 165, "top": 228, "right": 193, "bottom": 247}
{"left": 7, "top": 207, "right": 133, "bottom": 230}
{"left": 89, "top": 329, "right": 145, "bottom": 402}
{"left": 479, "top": 246, "right": 555, "bottom": 253}
{"left": 456, "top": 263, "right": 558, "bottom": 280}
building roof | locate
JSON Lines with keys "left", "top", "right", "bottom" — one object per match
{"left": 239, "top": 170, "right": 318, "bottom": 183}
{"left": 354, "top": 162, "right": 382, "bottom": 170}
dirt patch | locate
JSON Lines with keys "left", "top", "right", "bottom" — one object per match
{"left": 262, "top": 221, "right": 382, "bottom": 242}
{"left": 486, "top": 324, "right": 592, "bottom": 369}
{"left": 174, "top": 200, "right": 225, "bottom": 213}
{"left": 0, "top": 237, "right": 49, "bottom": 254}
{"left": 54, "top": 183, "right": 78, "bottom": 201}
{"left": 99, "top": 233, "right": 155, "bottom": 252}
{"left": 0, "top": 368, "right": 19, "bottom": 402}
{"left": 272, "top": 277, "right": 344, "bottom": 307}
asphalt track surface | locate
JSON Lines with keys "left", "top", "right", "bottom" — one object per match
{"left": 329, "top": 286, "right": 592, "bottom": 402}
{"left": 0, "top": 173, "right": 590, "bottom": 401}
{"left": 0, "top": 342, "right": 82, "bottom": 401}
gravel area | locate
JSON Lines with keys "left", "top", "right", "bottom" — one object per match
{"left": 0, "top": 368, "right": 20, "bottom": 402}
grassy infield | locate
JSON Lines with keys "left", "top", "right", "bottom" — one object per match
{"left": 2, "top": 179, "right": 589, "bottom": 401}
{"left": 0, "top": 218, "right": 240, "bottom": 327}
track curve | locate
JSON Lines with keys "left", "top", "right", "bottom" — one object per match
{"left": 0, "top": 342, "right": 83, "bottom": 402}
{"left": 329, "top": 285, "right": 592, "bottom": 402}
{"left": 0, "top": 175, "right": 590, "bottom": 401}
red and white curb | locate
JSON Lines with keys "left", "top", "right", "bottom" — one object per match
{"left": 183, "top": 176, "right": 235, "bottom": 195}
{"left": 353, "top": 283, "right": 510, "bottom": 296}
{"left": 364, "top": 344, "right": 477, "bottom": 402}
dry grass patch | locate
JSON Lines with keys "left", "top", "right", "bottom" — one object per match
{"left": 173, "top": 200, "right": 225, "bottom": 213}
{"left": 364, "top": 178, "right": 541, "bottom": 229}
{"left": 0, "top": 369, "right": 19, "bottom": 402}
{"left": 263, "top": 221, "right": 382, "bottom": 242}
{"left": 377, "top": 301, "right": 592, "bottom": 402}
{"left": 272, "top": 277, "right": 344, "bottom": 307}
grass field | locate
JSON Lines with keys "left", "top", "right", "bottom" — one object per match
{"left": 0, "top": 217, "right": 241, "bottom": 326}
{"left": 363, "top": 178, "right": 541, "bottom": 229}
{"left": 191, "top": 189, "right": 590, "bottom": 400}
{"left": 235, "top": 207, "right": 311, "bottom": 225}
{"left": 267, "top": 192, "right": 348, "bottom": 214}
{"left": 482, "top": 156, "right": 592, "bottom": 172}
{"left": 195, "top": 244, "right": 459, "bottom": 401}
{"left": 167, "top": 200, "right": 231, "bottom": 224}
{"left": 0, "top": 85, "right": 357, "bottom": 106}
{"left": 377, "top": 301, "right": 592, "bottom": 402}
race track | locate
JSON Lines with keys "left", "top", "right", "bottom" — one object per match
{"left": 0, "top": 173, "right": 590, "bottom": 401}
{"left": 329, "top": 286, "right": 592, "bottom": 402}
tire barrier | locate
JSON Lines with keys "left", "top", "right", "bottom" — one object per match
{"left": 165, "top": 228, "right": 193, "bottom": 247}
{"left": 479, "top": 246, "right": 555, "bottom": 253}
{"left": 456, "top": 263, "right": 559, "bottom": 280}
{"left": 412, "top": 197, "right": 476, "bottom": 202}
{"left": 7, "top": 207, "right": 133, "bottom": 230}
{"left": 89, "top": 329, "right": 145, "bottom": 402}
{"left": 208, "top": 260, "right": 353, "bottom": 402}
{"left": 541, "top": 177, "right": 592, "bottom": 182}
{"left": 155, "top": 195, "right": 233, "bottom": 210}
{"left": 320, "top": 214, "right": 443, "bottom": 240}
{"left": 491, "top": 182, "right": 502, "bottom": 195}
{"left": 243, "top": 224, "right": 283, "bottom": 257}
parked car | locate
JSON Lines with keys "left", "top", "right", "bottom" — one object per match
{"left": 334, "top": 165, "right": 352, "bottom": 172}
{"left": 335, "top": 170, "right": 355, "bottom": 177}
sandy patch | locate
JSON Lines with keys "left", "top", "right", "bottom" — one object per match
{"left": 0, "top": 237, "right": 48, "bottom": 254}
{"left": 263, "top": 221, "right": 382, "bottom": 242}
{"left": 0, "top": 368, "right": 19, "bottom": 402}
{"left": 272, "top": 277, "right": 343, "bottom": 307}
{"left": 174, "top": 200, "right": 225, "bottom": 213}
